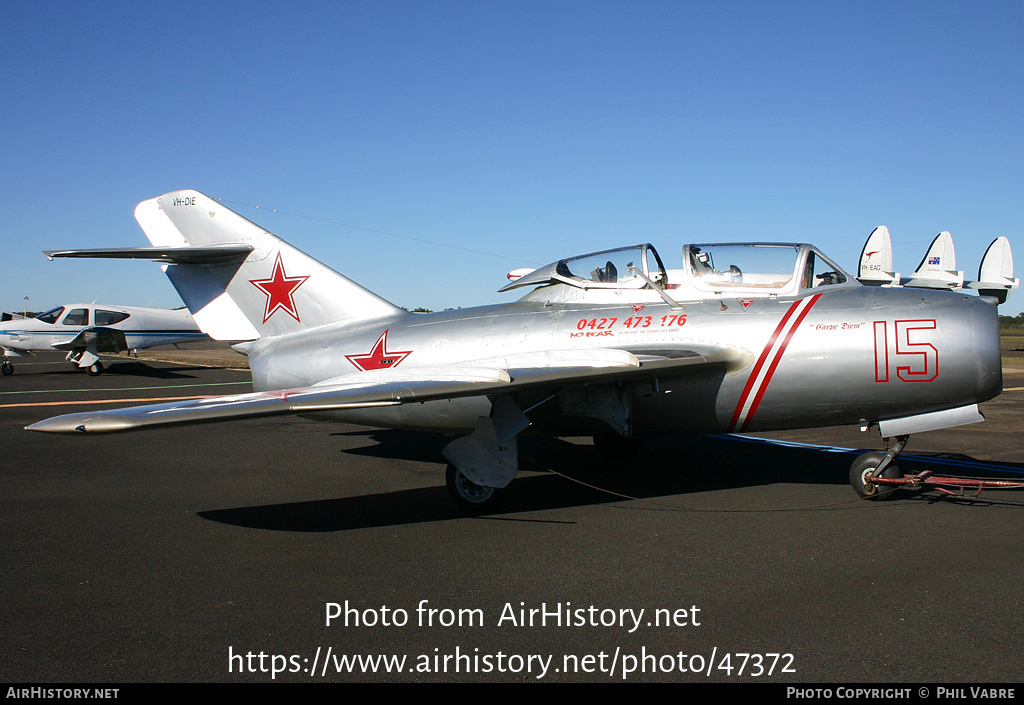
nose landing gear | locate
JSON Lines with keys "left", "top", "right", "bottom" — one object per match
{"left": 850, "top": 434, "right": 1024, "bottom": 499}
{"left": 850, "top": 450, "right": 902, "bottom": 500}
{"left": 850, "top": 435, "right": 908, "bottom": 500}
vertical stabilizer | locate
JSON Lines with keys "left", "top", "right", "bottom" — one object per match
{"left": 905, "top": 232, "right": 964, "bottom": 290}
{"left": 135, "top": 190, "right": 406, "bottom": 340}
{"left": 969, "top": 236, "right": 1020, "bottom": 304}
{"left": 857, "top": 226, "right": 901, "bottom": 286}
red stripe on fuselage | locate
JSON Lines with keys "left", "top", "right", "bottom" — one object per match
{"left": 728, "top": 294, "right": 822, "bottom": 432}
{"left": 737, "top": 294, "right": 822, "bottom": 431}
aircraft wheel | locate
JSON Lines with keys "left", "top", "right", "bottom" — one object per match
{"left": 850, "top": 451, "right": 901, "bottom": 500}
{"left": 87, "top": 361, "right": 104, "bottom": 376}
{"left": 445, "top": 464, "right": 498, "bottom": 512}
{"left": 1, "top": 361, "right": 12, "bottom": 375}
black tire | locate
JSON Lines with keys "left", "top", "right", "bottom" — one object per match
{"left": 87, "top": 361, "right": 103, "bottom": 376}
{"left": 850, "top": 451, "right": 901, "bottom": 500}
{"left": 1, "top": 361, "right": 12, "bottom": 376}
{"left": 445, "top": 464, "right": 498, "bottom": 513}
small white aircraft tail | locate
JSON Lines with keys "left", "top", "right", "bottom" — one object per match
{"left": 133, "top": 190, "right": 405, "bottom": 340}
{"left": 903, "top": 231, "right": 964, "bottom": 290}
{"left": 969, "top": 236, "right": 1020, "bottom": 303}
{"left": 857, "top": 226, "right": 901, "bottom": 286}
{"left": 856, "top": 227, "right": 1018, "bottom": 302}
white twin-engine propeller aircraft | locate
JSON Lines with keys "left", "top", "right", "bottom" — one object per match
{"left": 28, "top": 190, "right": 1021, "bottom": 510}
{"left": 0, "top": 303, "right": 206, "bottom": 375}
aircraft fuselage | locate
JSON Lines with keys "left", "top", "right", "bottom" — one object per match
{"left": 245, "top": 285, "right": 1000, "bottom": 437}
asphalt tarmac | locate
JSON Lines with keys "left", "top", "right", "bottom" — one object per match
{"left": 3, "top": 351, "right": 1024, "bottom": 684}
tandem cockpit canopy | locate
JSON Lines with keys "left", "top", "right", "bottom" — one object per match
{"left": 501, "top": 242, "right": 855, "bottom": 304}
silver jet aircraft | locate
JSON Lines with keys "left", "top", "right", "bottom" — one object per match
{"left": 28, "top": 189, "right": 1018, "bottom": 509}
{"left": 1, "top": 302, "right": 206, "bottom": 375}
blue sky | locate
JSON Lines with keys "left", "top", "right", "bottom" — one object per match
{"left": 3, "top": 0, "right": 1023, "bottom": 315}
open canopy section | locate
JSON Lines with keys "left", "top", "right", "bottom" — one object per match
{"left": 500, "top": 244, "right": 666, "bottom": 293}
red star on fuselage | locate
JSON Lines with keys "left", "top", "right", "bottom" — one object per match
{"left": 345, "top": 330, "right": 412, "bottom": 371}
{"left": 249, "top": 253, "right": 310, "bottom": 323}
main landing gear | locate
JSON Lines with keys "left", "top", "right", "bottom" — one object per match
{"left": 69, "top": 359, "right": 104, "bottom": 375}
{"left": 67, "top": 350, "right": 104, "bottom": 375}
{"left": 446, "top": 464, "right": 498, "bottom": 512}
{"left": 1, "top": 359, "right": 12, "bottom": 376}
{"left": 850, "top": 434, "right": 1024, "bottom": 500}
{"left": 441, "top": 394, "right": 535, "bottom": 513}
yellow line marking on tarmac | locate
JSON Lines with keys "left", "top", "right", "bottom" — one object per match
{"left": 1, "top": 395, "right": 217, "bottom": 409}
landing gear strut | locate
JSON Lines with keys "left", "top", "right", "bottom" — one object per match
{"left": 442, "top": 394, "right": 531, "bottom": 513}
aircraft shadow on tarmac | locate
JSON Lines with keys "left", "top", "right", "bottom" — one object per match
{"left": 197, "top": 433, "right": 1024, "bottom": 532}
{"left": 42, "top": 360, "right": 204, "bottom": 380}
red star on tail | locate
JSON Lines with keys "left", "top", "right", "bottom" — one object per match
{"left": 345, "top": 330, "right": 412, "bottom": 371}
{"left": 249, "top": 253, "right": 310, "bottom": 323}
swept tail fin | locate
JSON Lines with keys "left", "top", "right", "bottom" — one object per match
{"left": 904, "top": 231, "right": 964, "bottom": 290}
{"left": 968, "top": 236, "right": 1019, "bottom": 304}
{"left": 136, "top": 190, "right": 405, "bottom": 340}
{"left": 46, "top": 190, "right": 406, "bottom": 340}
{"left": 857, "top": 226, "right": 901, "bottom": 286}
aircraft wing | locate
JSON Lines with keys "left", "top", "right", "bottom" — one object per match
{"left": 26, "top": 346, "right": 745, "bottom": 434}
{"left": 50, "top": 327, "right": 129, "bottom": 353}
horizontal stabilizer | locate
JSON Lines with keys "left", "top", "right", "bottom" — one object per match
{"left": 44, "top": 245, "right": 255, "bottom": 265}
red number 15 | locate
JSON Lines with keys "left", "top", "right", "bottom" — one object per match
{"left": 873, "top": 319, "right": 939, "bottom": 383}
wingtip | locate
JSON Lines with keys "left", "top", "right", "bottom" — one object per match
{"left": 26, "top": 413, "right": 141, "bottom": 433}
